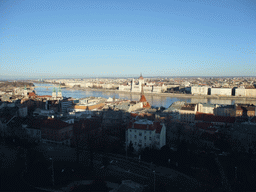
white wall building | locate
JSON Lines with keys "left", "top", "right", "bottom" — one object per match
{"left": 191, "top": 86, "right": 209, "bottom": 95}
{"left": 179, "top": 103, "right": 197, "bottom": 123}
{"left": 235, "top": 87, "right": 246, "bottom": 97}
{"left": 236, "top": 88, "right": 256, "bottom": 97}
{"left": 197, "top": 103, "right": 217, "bottom": 114}
{"left": 126, "top": 119, "right": 166, "bottom": 152}
{"left": 211, "top": 88, "right": 232, "bottom": 96}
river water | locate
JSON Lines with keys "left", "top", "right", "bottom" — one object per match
{"left": 34, "top": 83, "right": 254, "bottom": 108}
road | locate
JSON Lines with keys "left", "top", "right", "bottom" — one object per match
{"left": 30, "top": 143, "right": 203, "bottom": 191}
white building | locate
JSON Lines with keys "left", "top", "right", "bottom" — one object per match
{"left": 60, "top": 100, "right": 73, "bottom": 113}
{"left": 179, "top": 103, "right": 197, "bottom": 123}
{"left": 191, "top": 86, "right": 209, "bottom": 95}
{"left": 126, "top": 118, "right": 166, "bottom": 152}
{"left": 33, "top": 108, "right": 55, "bottom": 116}
{"left": 197, "top": 103, "right": 217, "bottom": 114}
{"left": 236, "top": 88, "right": 256, "bottom": 97}
{"left": 211, "top": 88, "right": 232, "bottom": 96}
{"left": 235, "top": 87, "right": 246, "bottom": 97}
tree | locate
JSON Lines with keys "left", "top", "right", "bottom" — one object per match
{"left": 102, "top": 154, "right": 109, "bottom": 167}
{"left": 127, "top": 141, "right": 134, "bottom": 156}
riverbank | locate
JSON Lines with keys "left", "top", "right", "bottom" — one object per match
{"left": 63, "top": 87, "right": 256, "bottom": 101}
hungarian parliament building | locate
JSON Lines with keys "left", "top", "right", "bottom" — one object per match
{"left": 118, "top": 74, "right": 167, "bottom": 93}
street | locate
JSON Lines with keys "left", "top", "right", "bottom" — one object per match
{"left": 0, "top": 140, "right": 212, "bottom": 192}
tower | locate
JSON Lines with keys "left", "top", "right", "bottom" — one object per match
{"left": 24, "top": 85, "right": 28, "bottom": 97}
{"left": 57, "top": 85, "right": 62, "bottom": 98}
{"left": 132, "top": 79, "right": 135, "bottom": 92}
{"left": 139, "top": 84, "right": 151, "bottom": 108}
{"left": 139, "top": 73, "right": 144, "bottom": 92}
{"left": 52, "top": 87, "right": 56, "bottom": 98}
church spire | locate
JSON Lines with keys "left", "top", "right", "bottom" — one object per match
{"left": 24, "top": 85, "right": 27, "bottom": 90}
{"left": 139, "top": 84, "right": 147, "bottom": 102}
{"left": 139, "top": 83, "right": 151, "bottom": 108}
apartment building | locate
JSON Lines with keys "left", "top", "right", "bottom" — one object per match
{"left": 211, "top": 88, "right": 232, "bottom": 96}
{"left": 191, "top": 86, "right": 209, "bottom": 95}
{"left": 236, "top": 87, "right": 256, "bottom": 97}
{"left": 197, "top": 103, "right": 216, "bottom": 114}
{"left": 126, "top": 118, "right": 166, "bottom": 151}
{"left": 41, "top": 118, "right": 73, "bottom": 146}
{"left": 235, "top": 104, "right": 256, "bottom": 117}
{"left": 179, "top": 103, "right": 197, "bottom": 123}
{"left": 214, "top": 105, "right": 236, "bottom": 117}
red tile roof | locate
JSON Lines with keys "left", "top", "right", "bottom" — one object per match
{"left": 195, "top": 113, "right": 235, "bottom": 123}
{"left": 143, "top": 102, "right": 151, "bottom": 108}
{"left": 155, "top": 122, "right": 162, "bottom": 133}
{"left": 37, "top": 95, "right": 52, "bottom": 98}
{"left": 128, "top": 120, "right": 163, "bottom": 133}
{"left": 139, "top": 95, "right": 147, "bottom": 102}
{"left": 29, "top": 92, "right": 36, "bottom": 97}
{"left": 41, "top": 119, "right": 70, "bottom": 129}
{"left": 131, "top": 113, "right": 139, "bottom": 117}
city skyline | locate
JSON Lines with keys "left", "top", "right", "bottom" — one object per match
{"left": 0, "top": 0, "right": 255, "bottom": 79}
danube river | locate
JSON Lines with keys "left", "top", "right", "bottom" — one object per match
{"left": 34, "top": 83, "right": 254, "bottom": 108}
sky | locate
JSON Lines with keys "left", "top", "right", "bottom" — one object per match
{"left": 0, "top": 0, "right": 256, "bottom": 79}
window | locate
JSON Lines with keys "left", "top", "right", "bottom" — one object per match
{"left": 150, "top": 132, "right": 151, "bottom": 135}
{"left": 144, "top": 136, "right": 146, "bottom": 140}
{"left": 135, "top": 130, "right": 137, "bottom": 132}
{"left": 139, "top": 140, "right": 142, "bottom": 143}
{"left": 134, "top": 135, "right": 137, "bottom": 138}
{"left": 139, "top": 132, "right": 142, "bottom": 136}
{"left": 130, "top": 130, "right": 132, "bottom": 132}
{"left": 144, "top": 131, "right": 146, "bottom": 134}
{"left": 135, "top": 142, "right": 137, "bottom": 145}
{"left": 144, "top": 143, "right": 146, "bottom": 146}
{"left": 149, "top": 137, "right": 152, "bottom": 140}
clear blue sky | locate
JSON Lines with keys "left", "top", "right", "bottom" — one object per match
{"left": 0, "top": 0, "right": 255, "bottom": 79}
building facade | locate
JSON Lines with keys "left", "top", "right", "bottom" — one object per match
{"left": 191, "top": 86, "right": 209, "bottom": 95}
{"left": 179, "top": 103, "right": 197, "bottom": 123}
{"left": 126, "top": 118, "right": 166, "bottom": 151}
{"left": 41, "top": 118, "right": 73, "bottom": 146}
{"left": 211, "top": 88, "right": 232, "bottom": 96}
